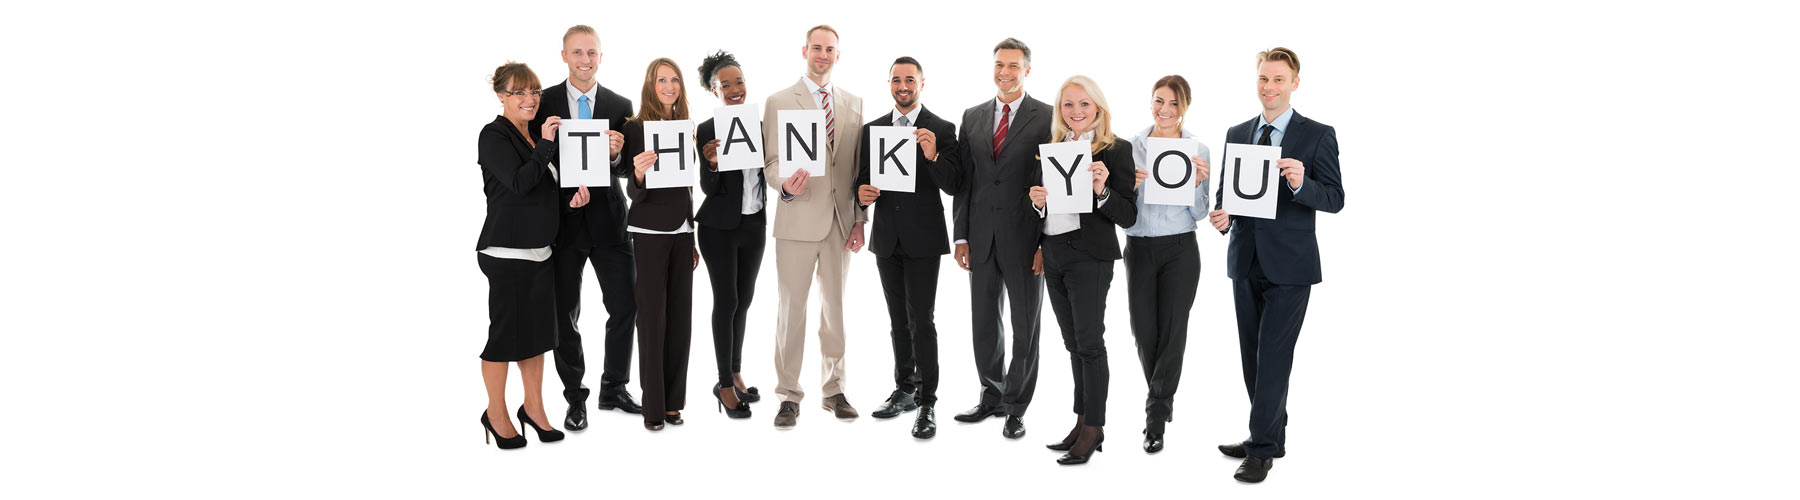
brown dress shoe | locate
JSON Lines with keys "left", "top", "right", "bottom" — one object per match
{"left": 774, "top": 402, "right": 799, "bottom": 429}
{"left": 821, "top": 394, "right": 859, "bottom": 421}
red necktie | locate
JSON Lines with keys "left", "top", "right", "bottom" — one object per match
{"left": 992, "top": 103, "right": 1010, "bottom": 161}
{"left": 820, "top": 89, "right": 835, "bottom": 150}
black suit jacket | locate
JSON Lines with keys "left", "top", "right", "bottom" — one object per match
{"left": 1215, "top": 111, "right": 1344, "bottom": 285}
{"left": 1031, "top": 139, "right": 1138, "bottom": 260}
{"left": 476, "top": 116, "right": 561, "bottom": 250}
{"left": 530, "top": 79, "right": 633, "bottom": 246}
{"left": 695, "top": 118, "right": 768, "bottom": 230}
{"left": 944, "top": 95, "right": 1053, "bottom": 264}
{"left": 621, "top": 119, "right": 696, "bottom": 231}
{"left": 854, "top": 106, "right": 960, "bottom": 257}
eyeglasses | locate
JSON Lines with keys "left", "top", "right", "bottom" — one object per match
{"left": 502, "top": 89, "right": 543, "bottom": 97}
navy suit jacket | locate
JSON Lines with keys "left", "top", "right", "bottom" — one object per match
{"left": 1217, "top": 111, "right": 1344, "bottom": 285}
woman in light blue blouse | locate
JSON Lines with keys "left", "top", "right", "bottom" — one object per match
{"left": 1124, "top": 75, "right": 1212, "bottom": 455}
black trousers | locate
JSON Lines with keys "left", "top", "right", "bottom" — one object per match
{"left": 1124, "top": 233, "right": 1199, "bottom": 432}
{"left": 875, "top": 249, "right": 941, "bottom": 407}
{"left": 1042, "top": 237, "right": 1113, "bottom": 427}
{"left": 969, "top": 243, "right": 1043, "bottom": 416}
{"left": 697, "top": 212, "right": 766, "bottom": 388}
{"left": 553, "top": 228, "right": 638, "bottom": 406}
{"left": 1232, "top": 256, "right": 1310, "bottom": 459}
{"left": 632, "top": 232, "right": 694, "bottom": 423}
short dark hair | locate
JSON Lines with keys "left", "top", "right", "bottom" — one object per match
{"left": 994, "top": 38, "right": 1031, "bottom": 66}
{"left": 490, "top": 61, "right": 540, "bottom": 93}
{"left": 890, "top": 56, "right": 922, "bottom": 75}
{"left": 698, "top": 50, "right": 741, "bottom": 91}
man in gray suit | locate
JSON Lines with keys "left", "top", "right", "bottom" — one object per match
{"left": 941, "top": 38, "right": 1052, "bottom": 439}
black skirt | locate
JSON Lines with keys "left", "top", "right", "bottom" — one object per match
{"left": 477, "top": 253, "right": 559, "bottom": 362}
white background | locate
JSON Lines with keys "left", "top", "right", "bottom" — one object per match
{"left": 5, "top": 0, "right": 1797, "bottom": 497}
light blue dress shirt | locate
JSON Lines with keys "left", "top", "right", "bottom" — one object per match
{"left": 1127, "top": 127, "right": 1211, "bottom": 237}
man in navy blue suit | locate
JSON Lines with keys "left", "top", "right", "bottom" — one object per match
{"left": 1207, "top": 47, "right": 1345, "bottom": 483}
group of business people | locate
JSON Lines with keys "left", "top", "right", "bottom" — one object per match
{"left": 474, "top": 24, "right": 1342, "bottom": 483}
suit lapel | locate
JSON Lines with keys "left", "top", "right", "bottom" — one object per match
{"left": 999, "top": 98, "right": 1041, "bottom": 171}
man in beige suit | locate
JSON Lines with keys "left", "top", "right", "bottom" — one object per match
{"left": 762, "top": 24, "right": 866, "bottom": 429}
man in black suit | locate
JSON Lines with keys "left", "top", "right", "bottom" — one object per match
{"left": 854, "top": 57, "right": 961, "bottom": 439}
{"left": 1207, "top": 47, "right": 1345, "bottom": 483}
{"left": 941, "top": 39, "right": 1052, "bottom": 439}
{"left": 528, "top": 25, "right": 642, "bottom": 430}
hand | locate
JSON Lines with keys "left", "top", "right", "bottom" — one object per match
{"left": 1090, "top": 161, "right": 1109, "bottom": 196}
{"left": 858, "top": 185, "right": 881, "bottom": 206}
{"left": 1028, "top": 186, "right": 1048, "bottom": 210}
{"left": 702, "top": 139, "right": 720, "bottom": 170}
{"left": 569, "top": 185, "right": 591, "bottom": 208}
{"left": 1195, "top": 156, "right": 1211, "bottom": 186}
{"left": 915, "top": 128, "right": 938, "bottom": 160}
{"left": 783, "top": 169, "right": 809, "bottom": 197}
{"left": 693, "top": 247, "right": 701, "bottom": 271}
{"left": 1209, "top": 209, "right": 1230, "bottom": 232}
{"left": 633, "top": 151, "right": 657, "bottom": 184}
{"left": 1278, "top": 158, "right": 1305, "bottom": 190}
{"left": 1133, "top": 168, "right": 1148, "bottom": 190}
{"left": 1031, "top": 249, "right": 1044, "bottom": 276}
{"left": 954, "top": 243, "right": 970, "bottom": 272}
{"left": 846, "top": 221, "right": 866, "bottom": 253}
{"left": 541, "top": 116, "right": 561, "bottom": 141}
{"left": 606, "top": 130, "right": 625, "bottom": 160}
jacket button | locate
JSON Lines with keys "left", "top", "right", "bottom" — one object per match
{"left": 993, "top": 180, "right": 1001, "bottom": 185}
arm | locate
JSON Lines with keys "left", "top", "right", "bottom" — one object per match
{"left": 478, "top": 127, "right": 556, "bottom": 195}
{"left": 929, "top": 123, "right": 964, "bottom": 195}
{"left": 1094, "top": 146, "right": 1137, "bottom": 229}
{"left": 1288, "top": 127, "right": 1344, "bottom": 214}
{"left": 697, "top": 122, "right": 725, "bottom": 197}
{"left": 1191, "top": 143, "right": 1212, "bottom": 226}
{"left": 855, "top": 124, "right": 873, "bottom": 207}
{"left": 621, "top": 121, "right": 649, "bottom": 202}
{"left": 761, "top": 100, "right": 785, "bottom": 195}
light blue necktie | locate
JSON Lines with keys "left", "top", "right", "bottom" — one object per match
{"left": 577, "top": 95, "right": 592, "bottom": 119}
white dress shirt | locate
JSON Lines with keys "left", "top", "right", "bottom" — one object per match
{"left": 740, "top": 160, "right": 765, "bottom": 215}
{"left": 892, "top": 105, "right": 921, "bottom": 127}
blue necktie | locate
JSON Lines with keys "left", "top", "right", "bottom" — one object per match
{"left": 577, "top": 95, "right": 592, "bottom": 119}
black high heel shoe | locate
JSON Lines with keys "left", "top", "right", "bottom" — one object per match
{"left": 737, "top": 385, "right": 761, "bottom": 403}
{"left": 481, "top": 410, "right": 527, "bottom": 450}
{"left": 1047, "top": 424, "right": 1081, "bottom": 451}
{"left": 665, "top": 412, "right": 684, "bottom": 425}
{"left": 715, "top": 383, "right": 753, "bottom": 419}
{"left": 517, "top": 405, "right": 565, "bottom": 442}
{"left": 1057, "top": 427, "right": 1105, "bottom": 465}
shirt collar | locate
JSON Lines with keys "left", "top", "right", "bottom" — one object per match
{"left": 1066, "top": 129, "right": 1095, "bottom": 142}
{"left": 567, "top": 80, "right": 599, "bottom": 102}
{"left": 802, "top": 76, "right": 832, "bottom": 97}
{"left": 892, "top": 105, "right": 922, "bottom": 125}
{"left": 995, "top": 92, "right": 1025, "bottom": 112}
{"left": 1259, "top": 107, "right": 1295, "bottom": 134}
{"left": 1132, "top": 126, "right": 1193, "bottom": 143}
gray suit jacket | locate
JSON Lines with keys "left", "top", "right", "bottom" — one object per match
{"left": 947, "top": 94, "right": 1052, "bottom": 264}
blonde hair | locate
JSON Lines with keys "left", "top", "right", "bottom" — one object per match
{"left": 563, "top": 25, "right": 598, "bottom": 48}
{"left": 1257, "top": 47, "right": 1299, "bottom": 75}
{"left": 1050, "top": 75, "right": 1116, "bottom": 154}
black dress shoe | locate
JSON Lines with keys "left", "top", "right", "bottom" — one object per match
{"left": 871, "top": 390, "right": 919, "bottom": 419}
{"left": 1218, "top": 442, "right": 1285, "bottom": 458}
{"left": 1143, "top": 431, "right": 1164, "bottom": 454}
{"left": 911, "top": 407, "right": 937, "bottom": 439}
{"left": 596, "top": 391, "right": 643, "bottom": 414}
{"left": 564, "top": 406, "right": 588, "bottom": 431}
{"left": 1233, "top": 457, "right": 1273, "bottom": 483}
{"left": 953, "top": 403, "right": 1006, "bottom": 423}
{"left": 644, "top": 420, "right": 664, "bottom": 431}
{"left": 517, "top": 406, "right": 565, "bottom": 442}
{"left": 1056, "top": 426, "right": 1104, "bottom": 465}
{"left": 1002, "top": 415, "right": 1026, "bottom": 439}
{"left": 664, "top": 412, "right": 684, "bottom": 425}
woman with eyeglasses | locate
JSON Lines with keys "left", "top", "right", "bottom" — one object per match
{"left": 694, "top": 50, "right": 762, "bottom": 419}
{"left": 622, "top": 57, "right": 701, "bottom": 431}
{"left": 1124, "top": 75, "right": 1212, "bottom": 454}
{"left": 1027, "top": 75, "right": 1137, "bottom": 466}
{"left": 475, "top": 61, "right": 586, "bottom": 449}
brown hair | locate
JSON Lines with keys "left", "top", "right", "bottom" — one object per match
{"left": 1152, "top": 74, "right": 1192, "bottom": 125}
{"left": 490, "top": 61, "right": 540, "bottom": 94}
{"left": 1257, "top": 47, "right": 1300, "bottom": 75}
{"left": 805, "top": 25, "right": 839, "bottom": 44}
{"left": 636, "top": 58, "right": 689, "bottom": 122}
{"left": 563, "top": 25, "right": 597, "bottom": 47}
{"left": 994, "top": 38, "right": 1031, "bottom": 67}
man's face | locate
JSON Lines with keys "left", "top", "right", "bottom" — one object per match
{"left": 890, "top": 63, "right": 922, "bottom": 109}
{"left": 1257, "top": 60, "right": 1298, "bottom": 113}
{"left": 802, "top": 30, "right": 839, "bottom": 79}
{"left": 562, "top": 34, "right": 601, "bottom": 83}
{"left": 993, "top": 49, "right": 1029, "bottom": 95}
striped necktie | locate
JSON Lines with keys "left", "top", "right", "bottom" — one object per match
{"left": 819, "top": 88, "right": 835, "bottom": 150}
{"left": 993, "top": 103, "right": 1010, "bottom": 161}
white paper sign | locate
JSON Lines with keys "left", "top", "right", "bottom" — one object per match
{"left": 712, "top": 104, "right": 763, "bottom": 172}
{"left": 558, "top": 119, "right": 612, "bottom": 188}
{"left": 1143, "top": 137, "right": 1200, "bottom": 206}
{"left": 643, "top": 120, "right": 696, "bottom": 189}
{"left": 1039, "top": 141, "right": 1093, "bottom": 215}
{"left": 868, "top": 126, "right": 917, "bottom": 193}
{"left": 1220, "top": 143, "right": 1282, "bottom": 219}
{"left": 777, "top": 109, "right": 828, "bottom": 178}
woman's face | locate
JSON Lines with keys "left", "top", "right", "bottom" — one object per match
{"left": 1060, "top": 84, "right": 1096, "bottom": 134}
{"left": 498, "top": 78, "right": 541, "bottom": 123}
{"left": 713, "top": 65, "right": 747, "bottom": 106}
{"left": 1151, "top": 86, "right": 1181, "bottom": 131}
{"left": 654, "top": 64, "right": 682, "bottom": 109}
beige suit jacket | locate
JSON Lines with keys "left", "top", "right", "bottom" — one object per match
{"left": 761, "top": 78, "right": 864, "bottom": 242}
